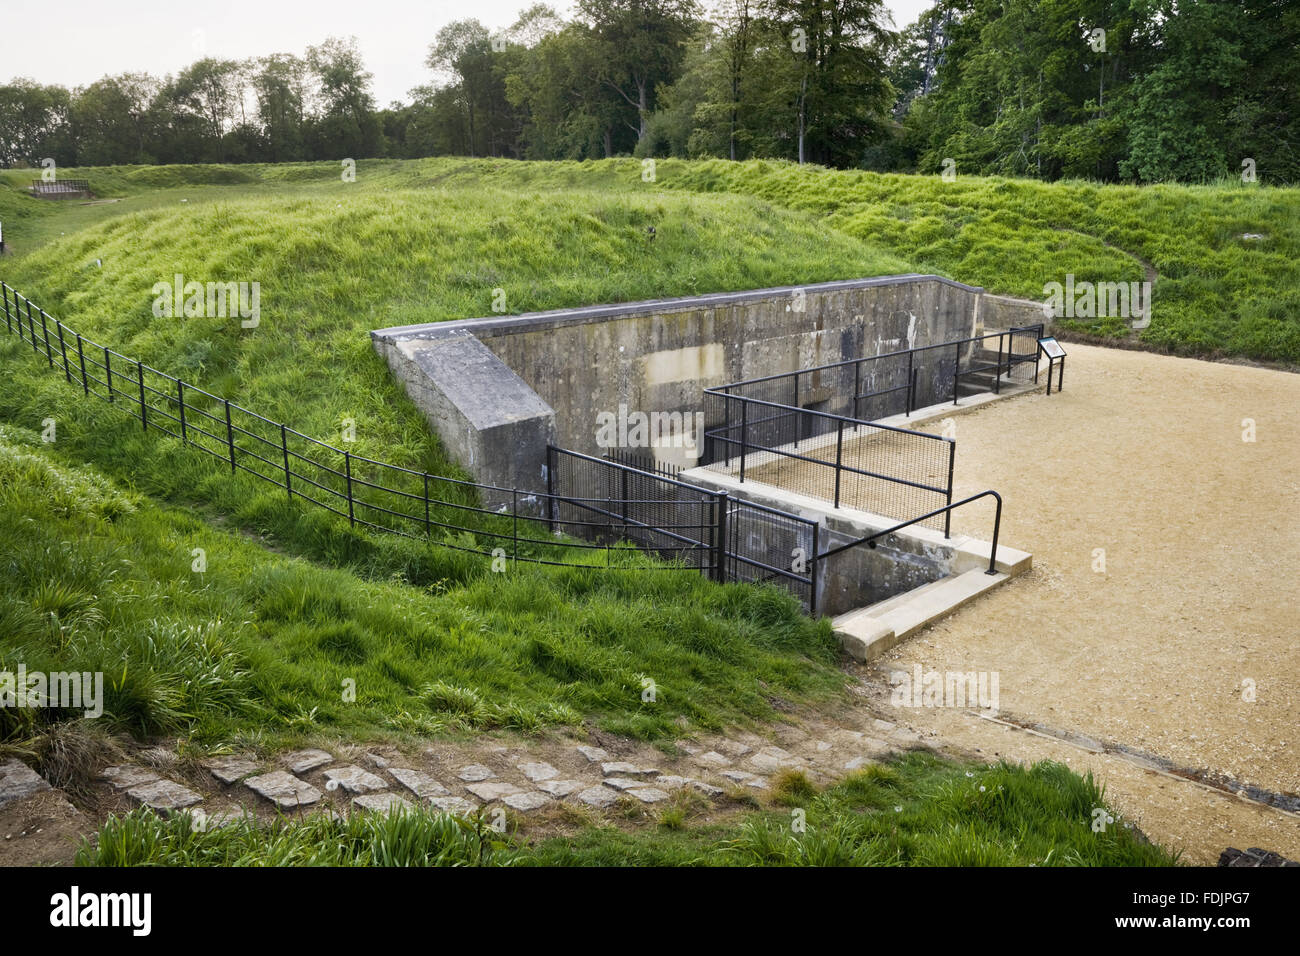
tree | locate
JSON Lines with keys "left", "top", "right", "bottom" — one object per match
{"left": 251, "top": 54, "right": 310, "bottom": 162}
{"left": 0, "top": 80, "right": 74, "bottom": 167}
{"left": 306, "top": 37, "right": 383, "bottom": 158}
{"left": 577, "top": 0, "right": 701, "bottom": 144}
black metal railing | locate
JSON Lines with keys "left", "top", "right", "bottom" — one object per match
{"left": 715, "top": 324, "right": 1045, "bottom": 423}
{"left": 547, "top": 447, "right": 819, "bottom": 611}
{"left": 30, "top": 179, "right": 92, "bottom": 198}
{"left": 702, "top": 390, "right": 957, "bottom": 534}
{"left": 0, "top": 282, "right": 727, "bottom": 574}
{"left": 0, "top": 282, "right": 829, "bottom": 611}
{"left": 818, "top": 490, "right": 1005, "bottom": 575}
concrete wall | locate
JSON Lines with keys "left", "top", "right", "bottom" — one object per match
{"left": 978, "top": 292, "right": 1051, "bottom": 333}
{"left": 371, "top": 275, "right": 1044, "bottom": 493}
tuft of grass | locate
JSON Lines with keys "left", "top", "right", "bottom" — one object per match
{"left": 768, "top": 768, "right": 819, "bottom": 807}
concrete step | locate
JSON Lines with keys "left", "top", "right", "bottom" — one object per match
{"left": 868, "top": 567, "right": 1009, "bottom": 640}
{"left": 833, "top": 567, "right": 1011, "bottom": 662}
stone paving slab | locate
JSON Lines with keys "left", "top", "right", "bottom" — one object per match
{"left": 576, "top": 745, "right": 608, "bottom": 763}
{"left": 536, "top": 778, "right": 585, "bottom": 797}
{"left": 503, "top": 791, "right": 553, "bottom": 812}
{"left": 284, "top": 749, "right": 333, "bottom": 774}
{"left": 575, "top": 786, "right": 617, "bottom": 808}
{"left": 626, "top": 788, "right": 670, "bottom": 804}
{"left": 601, "top": 777, "right": 647, "bottom": 791}
{"left": 600, "top": 762, "right": 659, "bottom": 777}
{"left": 0, "top": 759, "right": 52, "bottom": 808}
{"left": 188, "top": 807, "right": 249, "bottom": 831}
{"left": 518, "top": 761, "right": 558, "bottom": 782}
{"left": 656, "top": 775, "right": 722, "bottom": 797}
{"left": 465, "top": 781, "right": 522, "bottom": 801}
{"left": 430, "top": 796, "right": 479, "bottom": 815}
{"left": 694, "top": 751, "right": 731, "bottom": 769}
{"left": 205, "top": 757, "right": 260, "bottom": 785}
{"left": 324, "top": 765, "right": 388, "bottom": 795}
{"left": 353, "top": 792, "right": 414, "bottom": 813}
{"left": 389, "top": 768, "right": 449, "bottom": 799}
{"left": 127, "top": 779, "right": 202, "bottom": 812}
{"left": 717, "top": 740, "right": 753, "bottom": 758}
{"left": 721, "top": 770, "right": 755, "bottom": 783}
{"left": 101, "top": 766, "right": 160, "bottom": 790}
{"left": 457, "top": 764, "right": 495, "bottom": 782}
{"left": 245, "top": 770, "right": 322, "bottom": 810}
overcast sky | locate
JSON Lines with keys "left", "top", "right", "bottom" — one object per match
{"left": 1, "top": 0, "right": 933, "bottom": 107}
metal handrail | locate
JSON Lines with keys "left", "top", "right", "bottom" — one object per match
{"left": 817, "top": 489, "right": 1004, "bottom": 574}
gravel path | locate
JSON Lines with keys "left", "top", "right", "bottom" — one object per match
{"left": 874, "top": 343, "right": 1299, "bottom": 801}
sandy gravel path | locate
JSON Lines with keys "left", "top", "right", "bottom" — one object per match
{"left": 857, "top": 344, "right": 1298, "bottom": 856}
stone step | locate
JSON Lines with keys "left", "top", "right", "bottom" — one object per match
{"left": 833, "top": 568, "right": 1011, "bottom": 662}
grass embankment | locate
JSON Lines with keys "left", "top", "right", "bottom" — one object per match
{"left": 410, "top": 157, "right": 1300, "bottom": 363}
{"left": 79, "top": 753, "right": 1178, "bottom": 866}
{"left": 0, "top": 425, "right": 843, "bottom": 757}
{"left": 0, "top": 163, "right": 908, "bottom": 577}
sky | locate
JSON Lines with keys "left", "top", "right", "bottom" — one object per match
{"left": 1, "top": 0, "right": 933, "bottom": 107}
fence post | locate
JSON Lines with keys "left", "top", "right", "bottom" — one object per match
{"left": 738, "top": 399, "right": 748, "bottom": 483}
{"left": 56, "top": 322, "right": 69, "bottom": 382}
{"left": 177, "top": 380, "right": 187, "bottom": 443}
{"left": 943, "top": 441, "right": 956, "bottom": 539}
{"left": 792, "top": 371, "right": 800, "bottom": 448}
{"left": 423, "top": 473, "right": 431, "bottom": 536}
{"left": 26, "top": 301, "right": 38, "bottom": 354}
{"left": 280, "top": 423, "right": 292, "bottom": 499}
{"left": 137, "top": 360, "right": 147, "bottom": 431}
{"left": 833, "top": 418, "right": 844, "bottom": 509}
{"left": 225, "top": 400, "right": 236, "bottom": 472}
{"left": 545, "top": 447, "right": 555, "bottom": 534}
{"left": 712, "top": 492, "right": 728, "bottom": 582}
{"left": 906, "top": 350, "right": 915, "bottom": 415}
{"left": 512, "top": 488, "right": 519, "bottom": 564}
{"left": 952, "top": 341, "right": 960, "bottom": 405}
{"left": 76, "top": 334, "right": 88, "bottom": 395}
{"left": 808, "top": 522, "right": 820, "bottom": 617}
{"left": 995, "top": 333, "right": 1004, "bottom": 395}
{"left": 620, "top": 465, "right": 629, "bottom": 536}
{"left": 1, "top": 284, "right": 10, "bottom": 332}
{"left": 344, "top": 451, "right": 355, "bottom": 527}
{"left": 105, "top": 347, "right": 113, "bottom": 402}
{"left": 39, "top": 310, "right": 52, "bottom": 367}
{"left": 852, "top": 359, "right": 861, "bottom": 419}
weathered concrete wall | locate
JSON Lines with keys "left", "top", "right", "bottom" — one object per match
{"left": 680, "top": 465, "right": 1031, "bottom": 618}
{"left": 381, "top": 331, "right": 555, "bottom": 503}
{"left": 371, "top": 276, "right": 1043, "bottom": 493}
{"left": 978, "top": 292, "right": 1051, "bottom": 333}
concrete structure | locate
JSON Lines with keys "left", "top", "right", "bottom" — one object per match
{"left": 371, "top": 274, "right": 1046, "bottom": 493}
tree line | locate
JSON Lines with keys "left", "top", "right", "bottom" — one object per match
{"left": 2, "top": 0, "right": 1295, "bottom": 183}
